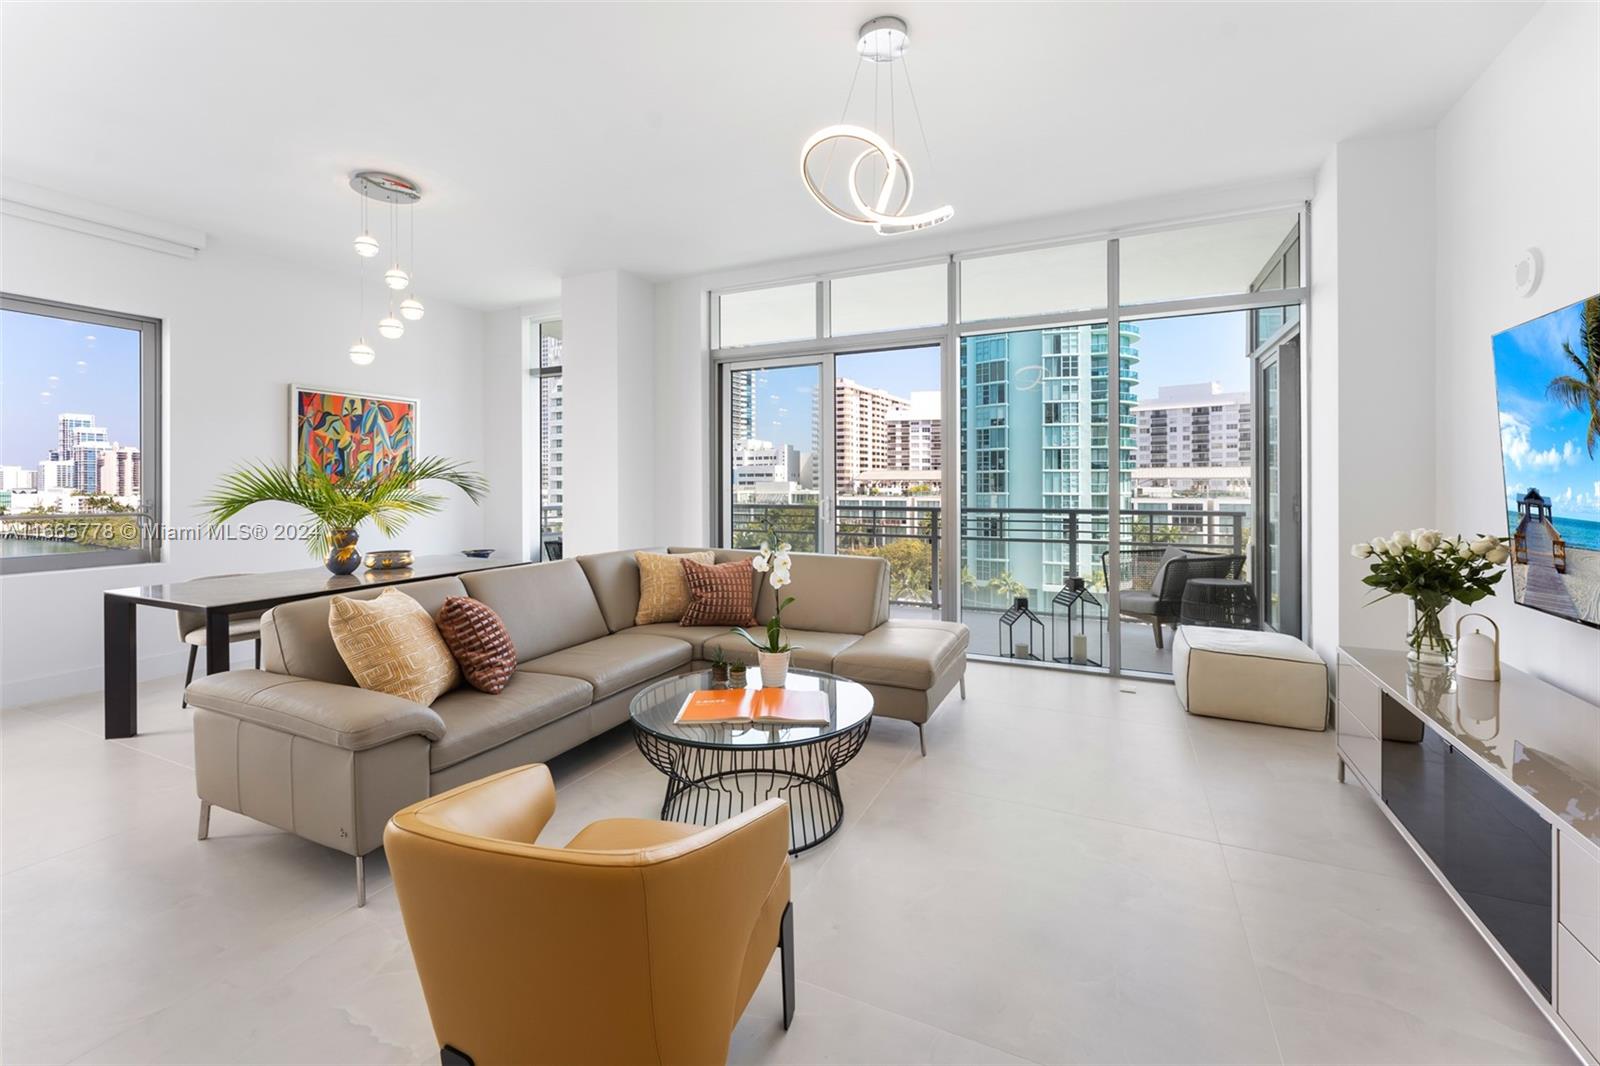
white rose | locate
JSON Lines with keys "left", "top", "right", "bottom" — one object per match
{"left": 1470, "top": 535, "right": 1497, "bottom": 556}
{"left": 1371, "top": 537, "right": 1390, "bottom": 555}
{"left": 1392, "top": 530, "right": 1413, "bottom": 550}
{"left": 1351, "top": 543, "right": 1373, "bottom": 559}
{"left": 1417, "top": 531, "right": 1441, "bottom": 552}
{"left": 1486, "top": 545, "right": 1510, "bottom": 565}
{"left": 1457, "top": 541, "right": 1474, "bottom": 558}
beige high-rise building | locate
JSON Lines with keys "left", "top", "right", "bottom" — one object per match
{"left": 833, "top": 377, "right": 907, "bottom": 496}
{"left": 97, "top": 445, "right": 141, "bottom": 499}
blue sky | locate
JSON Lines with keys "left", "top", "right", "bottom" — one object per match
{"left": 1128, "top": 311, "right": 1251, "bottom": 400}
{"left": 1493, "top": 298, "right": 1600, "bottom": 521}
{"left": 2, "top": 309, "right": 142, "bottom": 464}
{"left": 740, "top": 314, "right": 1252, "bottom": 454}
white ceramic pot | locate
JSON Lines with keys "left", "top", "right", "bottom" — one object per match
{"left": 758, "top": 650, "right": 791, "bottom": 688}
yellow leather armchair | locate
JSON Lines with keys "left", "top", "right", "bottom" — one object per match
{"left": 384, "top": 764, "right": 794, "bottom": 1066}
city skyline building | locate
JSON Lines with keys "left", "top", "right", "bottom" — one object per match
{"left": 960, "top": 323, "right": 1141, "bottom": 597}
{"left": 834, "top": 377, "right": 907, "bottom": 498}
{"left": 97, "top": 445, "right": 141, "bottom": 499}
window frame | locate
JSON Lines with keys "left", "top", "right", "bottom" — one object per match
{"left": 0, "top": 293, "right": 162, "bottom": 574}
{"left": 530, "top": 318, "right": 564, "bottom": 547}
{"left": 706, "top": 203, "right": 1312, "bottom": 673}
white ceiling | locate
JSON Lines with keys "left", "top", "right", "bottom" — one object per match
{"left": 2, "top": 1, "right": 1533, "bottom": 310}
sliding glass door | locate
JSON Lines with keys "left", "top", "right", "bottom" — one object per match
{"left": 722, "top": 346, "right": 945, "bottom": 623}
{"left": 1255, "top": 325, "right": 1302, "bottom": 634}
{"left": 724, "top": 360, "right": 825, "bottom": 553}
{"left": 956, "top": 323, "right": 1114, "bottom": 663}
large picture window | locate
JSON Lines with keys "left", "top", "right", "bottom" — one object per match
{"left": 710, "top": 207, "right": 1308, "bottom": 677}
{"left": 0, "top": 294, "right": 161, "bottom": 573}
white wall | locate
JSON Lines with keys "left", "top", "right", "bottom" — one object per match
{"left": 1306, "top": 131, "right": 1439, "bottom": 662}
{"left": 1307, "top": 150, "right": 1340, "bottom": 664}
{"left": 561, "top": 269, "right": 656, "bottom": 554}
{"left": 650, "top": 176, "right": 1315, "bottom": 547}
{"left": 1433, "top": 0, "right": 1600, "bottom": 704}
{"left": 0, "top": 215, "right": 491, "bottom": 706}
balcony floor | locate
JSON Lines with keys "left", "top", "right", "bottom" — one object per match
{"left": 888, "top": 604, "right": 1176, "bottom": 676}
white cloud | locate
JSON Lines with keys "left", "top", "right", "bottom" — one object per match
{"left": 1563, "top": 440, "right": 1584, "bottom": 466}
{"left": 1500, "top": 411, "right": 1563, "bottom": 471}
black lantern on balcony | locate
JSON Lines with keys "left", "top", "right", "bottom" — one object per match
{"left": 998, "top": 596, "right": 1044, "bottom": 661}
{"left": 1051, "top": 577, "right": 1104, "bottom": 667}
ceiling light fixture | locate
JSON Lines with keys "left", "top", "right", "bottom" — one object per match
{"left": 801, "top": 15, "right": 952, "bottom": 236}
{"left": 346, "top": 171, "right": 423, "bottom": 363}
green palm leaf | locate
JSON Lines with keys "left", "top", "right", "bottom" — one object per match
{"left": 200, "top": 455, "right": 487, "bottom": 556}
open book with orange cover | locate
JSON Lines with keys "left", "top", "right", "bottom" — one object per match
{"left": 675, "top": 688, "right": 832, "bottom": 727}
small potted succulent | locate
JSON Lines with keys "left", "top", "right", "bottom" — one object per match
{"left": 728, "top": 661, "right": 749, "bottom": 689}
{"left": 709, "top": 646, "right": 731, "bottom": 688}
{"left": 733, "top": 540, "right": 799, "bottom": 687}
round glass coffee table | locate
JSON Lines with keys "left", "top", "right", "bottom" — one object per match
{"left": 629, "top": 667, "right": 874, "bottom": 854}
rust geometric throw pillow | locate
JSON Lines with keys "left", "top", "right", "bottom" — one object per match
{"left": 680, "top": 557, "right": 759, "bottom": 627}
{"left": 436, "top": 596, "right": 518, "bottom": 694}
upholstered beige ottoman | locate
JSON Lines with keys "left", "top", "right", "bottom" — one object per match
{"left": 1172, "top": 626, "right": 1328, "bottom": 731}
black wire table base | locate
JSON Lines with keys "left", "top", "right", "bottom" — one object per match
{"left": 632, "top": 718, "right": 872, "bottom": 854}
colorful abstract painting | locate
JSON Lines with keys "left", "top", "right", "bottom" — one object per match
{"left": 291, "top": 385, "right": 417, "bottom": 482}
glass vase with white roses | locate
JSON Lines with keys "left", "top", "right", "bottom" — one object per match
{"left": 734, "top": 541, "right": 801, "bottom": 687}
{"left": 1350, "top": 528, "right": 1508, "bottom": 668}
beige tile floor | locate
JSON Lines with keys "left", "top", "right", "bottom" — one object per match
{"left": 0, "top": 661, "right": 1578, "bottom": 1065}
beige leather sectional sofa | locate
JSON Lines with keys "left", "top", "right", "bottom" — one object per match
{"left": 183, "top": 547, "right": 969, "bottom": 903}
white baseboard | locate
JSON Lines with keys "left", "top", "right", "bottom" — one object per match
{"left": 1, "top": 644, "right": 258, "bottom": 711}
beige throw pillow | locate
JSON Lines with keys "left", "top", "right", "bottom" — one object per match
{"left": 328, "top": 589, "right": 461, "bottom": 705}
{"left": 635, "top": 551, "right": 714, "bottom": 625}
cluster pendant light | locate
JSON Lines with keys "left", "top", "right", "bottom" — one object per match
{"left": 346, "top": 171, "right": 425, "bottom": 365}
{"left": 801, "top": 15, "right": 952, "bottom": 236}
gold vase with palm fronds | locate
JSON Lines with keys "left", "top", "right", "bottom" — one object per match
{"left": 201, "top": 456, "right": 487, "bottom": 573}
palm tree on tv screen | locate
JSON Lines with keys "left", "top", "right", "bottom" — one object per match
{"left": 1547, "top": 295, "right": 1600, "bottom": 458}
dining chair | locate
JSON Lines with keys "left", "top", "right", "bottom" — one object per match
{"left": 177, "top": 574, "right": 264, "bottom": 708}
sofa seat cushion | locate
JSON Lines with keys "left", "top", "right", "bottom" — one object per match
{"left": 428, "top": 670, "right": 594, "bottom": 771}
{"left": 832, "top": 621, "right": 969, "bottom": 690}
{"left": 628, "top": 623, "right": 735, "bottom": 659}
{"left": 702, "top": 630, "right": 863, "bottom": 673}
{"left": 519, "top": 633, "right": 693, "bottom": 699}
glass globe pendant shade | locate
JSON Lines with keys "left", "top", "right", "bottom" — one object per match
{"left": 353, "top": 232, "right": 379, "bottom": 258}
{"left": 348, "top": 340, "right": 376, "bottom": 366}
{"left": 383, "top": 266, "right": 410, "bottom": 291}
{"left": 399, "top": 295, "right": 425, "bottom": 321}
{"left": 377, "top": 315, "right": 405, "bottom": 340}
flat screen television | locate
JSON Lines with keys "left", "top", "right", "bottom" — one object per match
{"left": 1491, "top": 294, "right": 1600, "bottom": 630}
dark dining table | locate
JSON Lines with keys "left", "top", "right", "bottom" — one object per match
{"left": 103, "top": 554, "right": 525, "bottom": 738}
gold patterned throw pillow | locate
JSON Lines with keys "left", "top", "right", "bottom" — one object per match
{"left": 328, "top": 589, "right": 461, "bottom": 705}
{"left": 635, "top": 550, "right": 715, "bottom": 625}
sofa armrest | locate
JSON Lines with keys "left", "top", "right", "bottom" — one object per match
{"left": 184, "top": 669, "right": 445, "bottom": 751}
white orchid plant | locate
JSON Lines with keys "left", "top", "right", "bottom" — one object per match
{"left": 734, "top": 540, "right": 799, "bottom": 655}
{"left": 1350, "top": 528, "right": 1508, "bottom": 661}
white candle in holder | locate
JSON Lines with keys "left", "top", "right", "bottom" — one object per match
{"left": 1072, "top": 633, "right": 1088, "bottom": 664}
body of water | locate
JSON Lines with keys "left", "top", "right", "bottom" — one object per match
{"left": 1507, "top": 511, "right": 1600, "bottom": 553}
{"left": 0, "top": 537, "right": 99, "bottom": 557}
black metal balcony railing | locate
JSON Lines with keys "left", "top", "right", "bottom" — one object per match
{"left": 731, "top": 502, "right": 1247, "bottom": 615}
